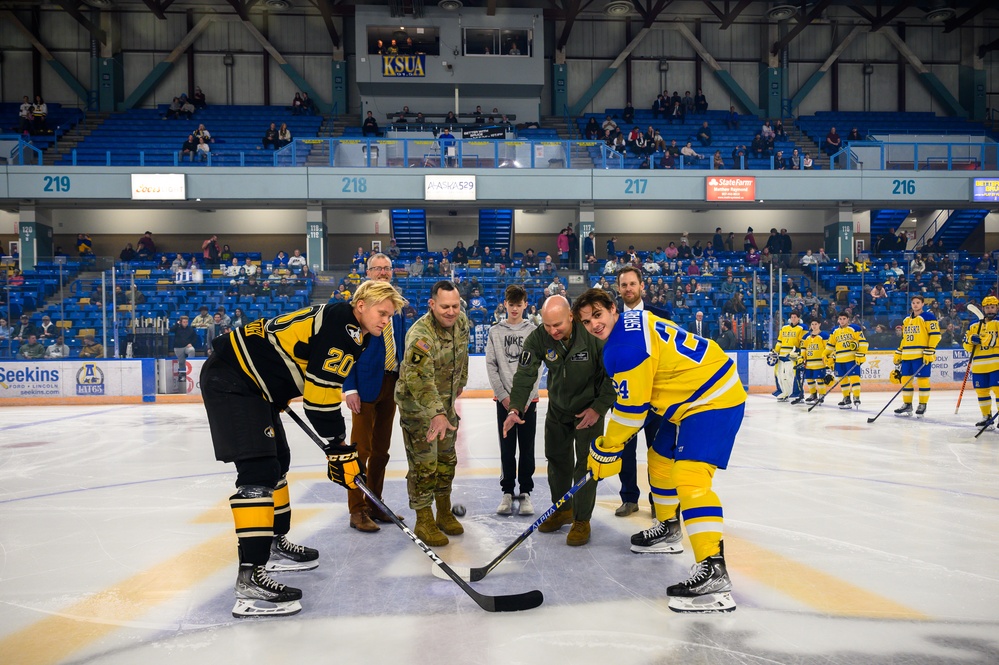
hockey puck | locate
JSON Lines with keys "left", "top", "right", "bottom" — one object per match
{"left": 451, "top": 504, "right": 466, "bottom": 517}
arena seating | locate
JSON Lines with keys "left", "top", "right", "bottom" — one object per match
{"left": 54, "top": 105, "right": 323, "bottom": 167}
{"left": 0, "top": 102, "right": 85, "bottom": 152}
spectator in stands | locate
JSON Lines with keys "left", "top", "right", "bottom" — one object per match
{"left": 659, "top": 150, "right": 676, "bottom": 169}
{"left": 39, "top": 315, "right": 56, "bottom": 340}
{"left": 481, "top": 246, "right": 495, "bottom": 267}
{"left": 584, "top": 117, "right": 601, "bottom": 139}
{"left": 681, "top": 141, "right": 703, "bottom": 164}
{"left": 301, "top": 92, "right": 315, "bottom": 115}
{"left": 697, "top": 121, "right": 712, "bottom": 147}
{"left": 272, "top": 250, "right": 289, "bottom": 268}
{"left": 910, "top": 253, "right": 926, "bottom": 279}
{"left": 292, "top": 92, "right": 303, "bottom": 114}
{"left": 385, "top": 238, "right": 400, "bottom": 260}
{"left": 789, "top": 148, "right": 801, "bottom": 170}
{"left": 12, "top": 314, "right": 38, "bottom": 341}
{"left": 18, "top": 95, "right": 32, "bottom": 133}
{"left": 77, "top": 233, "right": 94, "bottom": 256}
{"left": 761, "top": 119, "right": 775, "bottom": 142}
{"left": 467, "top": 239, "right": 482, "bottom": 260}
{"left": 202, "top": 235, "right": 221, "bottom": 267}
{"left": 823, "top": 127, "right": 841, "bottom": 156}
{"left": 287, "top": 249, "right": 307, "bottom": 270}
{"left": 774, "top": 150, "right": 786, "bottom": 170}
{"left": 452, "top": 240, "right": 468, "bottom": 264}
{"left": 751, "top": 133, "right": 767, "bottom": 159}
{"left": 31, "top": 95, "right": 48, "bottom": 133}
{"left": 0, "top": 318, "right": 10, "bottom": 340}
{"left": 602, "top": 115, "right": 619, "bottom": 133}
{"left": 219, "top": 244, "right": 233, "bottom": 264}
{"left": 192, "top": 306, "right": 214, "bottom": 330}
{"left": 668, "top": 99, "right": 684, "bottom": 124}
{"left": 194, "top": 124, "right": 213, "bottom": 144}
{"left": 409, "top": 255, "right": 424, "bottom": 276}
{"left": 723, "top": 292, "right": 747, "bottom": 318}
{"left": 239, "top": 276, "right": 260, "bottom": 297}
{"left": 44, "top": 334, "right": 69, "bottom": 358}
{"left": 231, "top": 308, "right": 248, "bottom": 329}
{"left": 541, "top": 255, "right": 557, "bottom": 276}
{"left": 523, "top": 247, "right": 538, "bottom": 268}
{"left": 79, "top": 335, "right": 104, "bottom": 358}
{"left": 774, "top": 119, "right": 787, "bottom": 141}
{"left": 192, "top": 86, "right": 207, "bottom": 109}
{"left": 120, "top": 243, "right": 136, "bottom": 262}
{"left": 361, "top": 111, "right": 380, "bottom": 137}
{"left": 802, "top": 152, "right": 814, "bottom": 169}
{"left": 424, "top": 257, "right": 439, "bottom": 277}
{"left": 262, "top": 123, "right": 278, "bottom": 149}
{"left": 165, "top": 97, "right": 183, "bottom": 120}
{"left": 276, "top": 123, "right": 292, "bottom": 148}
{"left": 145, "top": 235, "right": 168, "bottom": 266}
{"left": 846, "top": 127, "right": 862, "bottom": 142}
{"left": 731, "top": 144, "right": 747, "bottom": 169}
{"left": 557, "top": 228, "right": 570, "bottom": 267}
{"left": 196, "top": 136, "right": 210, "bottom": 162}
{"left": 744, "top": 227, "right": 758, "bottom": 251}
{"left": 275, "top": 277, "right": 297, "bottom": 299}
{"left": 498, "top": 247, "right": 511, "bottom": 267}
{"left": 157, "top": 255, "right": 171, "bottom": 271}
{"left": 746, "top": 247, "right": 760, "bottom": 267}
{"left": 680, "top": 91, "right": 693, "bottom": 116}
{"left": 895, "top": 230, "right": 908, "bottom": 251}
{"left": 468, "top": 289, "right": 488, "bottom": 316}
{"left": 621, "top": 102, "right": 635, "bottom": 125}
{"left": 718, "top": 105, "right": 737, "bottom": 130}
{"left": 18, "top": 333, "right": 46, "bottom": 359}
{"left": 713, "top": 150, "right": 725, "bottom": 169}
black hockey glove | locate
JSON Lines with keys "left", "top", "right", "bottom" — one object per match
{"left": 324, "top": 442, "right": 365, "bottom": 490}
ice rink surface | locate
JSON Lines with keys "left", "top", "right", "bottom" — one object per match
{"left": 1, "top": 392, "right": 998, "bottom": 665}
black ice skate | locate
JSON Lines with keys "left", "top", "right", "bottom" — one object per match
{"left": 976, "top": 415, "right": 995, "bottom": 431}
{"left": 853, "top": 397, "right": 861, "bottom": 409}
{"left": 804, "top": 395, "right": 818, "bottom": 404}
{"left": 630, "top": 515, "right": 683, "bottom": 554}
{"left": 790, "top": 396, "right": 804, "bottom": 405}
{"left": 233, "top": 564, "right": 303, "bottom": 617}
{"left": 894, "top": 403, "right": 913, "bottom": 417}
{"left": 837, "top": 396, "right": 852, "bottom": 409}
{"left": 266, "top": 535, "right": 319, "bottom": 572}
{"left": 915, "top": 403, "right": 927, "bottom": 417}
{"left": 666, "top": 543, "right": 736, "bottom": 613}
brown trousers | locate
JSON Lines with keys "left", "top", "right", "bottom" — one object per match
{"left": 347, "top": 373, "right": 398, "bottom": 516}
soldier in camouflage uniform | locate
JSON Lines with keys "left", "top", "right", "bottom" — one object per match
{"left": 395, "top": 280, "right": 470, "bottom": 546}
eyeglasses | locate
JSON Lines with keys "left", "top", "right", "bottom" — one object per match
{"left": 369, "top": 266, "right": 392, "bottom": 273}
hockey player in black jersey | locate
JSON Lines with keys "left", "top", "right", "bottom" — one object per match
{"left": 201, "top": 280, "right": 405, "bottom": 617}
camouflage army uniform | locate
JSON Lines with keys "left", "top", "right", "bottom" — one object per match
{"left": 395, "top": 310, "right": 470, "bottom": 509}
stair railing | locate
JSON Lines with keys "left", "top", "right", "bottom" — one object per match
{"left": 911, "top": 210, "right": 947, "bottom": 250}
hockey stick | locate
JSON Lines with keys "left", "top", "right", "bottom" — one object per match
{"left": 807, "top": 362, "right": 858, "bottom": 412}
{"left": 432, "top": 471, "right": 595, "bottom": 583}
{"left": 956, "top": 304, "right": 985, "bottom": 414}
{"left": 282, "top": 408, "right": 544, "bottom": 613}
{"left": 974, "top": 410, "right": 998, "bottom": 438}
{"left": 866, "top": 362, "right": 928, "bottom": 424}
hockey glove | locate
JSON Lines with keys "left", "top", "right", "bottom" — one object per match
{"left": 766, "top": 352, "right": 778, "bottom": 367}
{"left": 855, "top": 354, "right": 866, "bottom": 365}
{"left": 825, "top": 356, "right": 836, "bottom": 370}
{"left": 325, "top": 443, "right": 365, "bottom": 490}
{"left": 587, "top": 436, "right": 623, "bottom": 481}
{"left": 922, "top": 349, "right": 936, "bottom": 364}
{"left": 823, "top": 369, "right": 834, "bottom": 385}
{"left": 893, "top": 351, "right": 902, "bottom": 366}
{"left": 970, "top": 334, "right": 982, "bottom": 346}
{"left": 890, "top": 368, "right": 902, "bottom": 385}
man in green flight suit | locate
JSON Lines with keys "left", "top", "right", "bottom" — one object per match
{"left": 503, "top": 294, "right": 615, "bottom": 546}
{"left": 395, "top": 280, "right": 470, "bottom": 546}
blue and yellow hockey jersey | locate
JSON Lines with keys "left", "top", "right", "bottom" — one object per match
{"left": 802, "top": 330, "right": 831, "bottom": 370}
{"left": 826, "top": 323, "right": 868, "bottom": 364}
{"left": 777, "top": 322, "right": 807, "bottom": 359}
{"left": 602, "top": 310, "right": 747, "bottom": 449}
{"left": 898, "top": 311, "right": 941, "bottom": 361}
{"left": 963, "top": 318, "right": 999, "bottom": 374}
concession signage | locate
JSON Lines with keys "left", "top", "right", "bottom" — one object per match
{"left": 705, "top": 176, "right": 756, "bottom": 202}
{"left": 131, "top": 173, "right": 186, "bottom": 200}
{"left": 973, "top": 178, "right": 999, "bottom": 202}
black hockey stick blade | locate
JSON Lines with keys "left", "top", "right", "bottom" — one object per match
{"left": 432, "top": 471, "right": 594, "bottom": 582}
{"left": 974, "top": 411, "right": 998, "bottom": 438}
{"left": 282, "top": 407, "right": 544, "bottom": 612}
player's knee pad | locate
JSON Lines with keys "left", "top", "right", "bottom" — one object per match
{"left": 916, "top": 377, "right": 930, "bottom": 392}
{"left": 670, "top": 459, "right": 716, "bottom": 502}
{"left": 235, "top": 456, "right": 282, "bottom": 489}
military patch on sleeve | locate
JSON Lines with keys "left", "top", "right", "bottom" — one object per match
{"left": 519, "top": 350, "right": 532, "bottom": 366}
{"left": 411, "top": 352, "right": 426, "bottom": 364}
{"left": 415, "top": 339, "right": 432, "bottom": 354}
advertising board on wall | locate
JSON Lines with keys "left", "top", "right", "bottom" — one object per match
{"left": 0, "top": 360, "right": 153, "bottom": 400}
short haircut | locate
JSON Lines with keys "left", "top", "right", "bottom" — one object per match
{"left": 367, "top": 252, "right": 391, "bottom": 270}
{"left": 616, "top": 265, "right": 643, "bottom": 284}
{"left": 430, "top": 280, "right": 458, "bottom": 299}
{"left": 910, "top": 294, "right": 924, "bottom": 302}
{"left": 352, "top": 280, "right": 405, "bottom": 311}
{"left": 571, "top": 288, "right": 615, "bottom": 320}
{"left": 837, "top": 311, "right": 850, "bottom": 318}
{"left": 504, "top": 284, "right": 527, "bottom": 304}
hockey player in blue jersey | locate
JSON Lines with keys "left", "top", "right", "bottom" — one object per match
{"left": 572, "top": 288, "right": 746, "bottom": 613}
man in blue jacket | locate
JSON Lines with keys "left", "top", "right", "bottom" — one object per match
{"left": 342, "top": 252, "right": 407, "bottom": 532}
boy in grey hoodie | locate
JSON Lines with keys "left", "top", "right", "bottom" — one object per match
{"left": 486, "top": 284, "right": 542, "bottom": 515}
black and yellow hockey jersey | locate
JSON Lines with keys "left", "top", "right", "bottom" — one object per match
{"left": 211, "top": 302, "right": 368, "bottom": 441}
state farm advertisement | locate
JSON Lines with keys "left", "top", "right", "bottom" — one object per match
{"left": 705, "top": 176, "right": 755, "bottom": 202}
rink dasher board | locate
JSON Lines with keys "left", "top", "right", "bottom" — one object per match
{"left": 0, "top": 359, "right": 155, "bottom": 403}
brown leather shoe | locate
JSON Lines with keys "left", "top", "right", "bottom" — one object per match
{"left": 566, "top": 520, "right": 590, "bottom": 546}
{"left": 537, "top": 507, "right": 573, "bottom": 533}
{"left": 349, "top": 511, "right": 380, "bottom": 533}
{"left": 369, "top": 507, "right": 404, "bottom": 524}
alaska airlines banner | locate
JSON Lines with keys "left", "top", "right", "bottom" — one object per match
{"left": 382, "top": 55, "right": 426, "bottom": 77}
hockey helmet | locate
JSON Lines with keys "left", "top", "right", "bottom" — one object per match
{"left": 983, "top": 296, "right": 999, "bottom": 307}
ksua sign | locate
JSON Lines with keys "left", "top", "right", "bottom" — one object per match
{"left": 131, "top": 174, "right": 186, "bottom": 200}
{"left": 425, "top": 175, "right": 476, "bottom": 201}
{"left": 382, "top": 55, "right": 426, "bottom": 77}
{"left": 705, "top": 176, "right": 756, "bottom": 202}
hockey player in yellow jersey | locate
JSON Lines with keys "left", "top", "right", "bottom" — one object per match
{"left": 572, "top": 288, "right": 746, "bottom": 613}
{"left": 775, "top": 312, "right": 806, "bottom": 402}
{"left": 963, "top": 296, "right": 999, "bottom": 429}
{"left": 801, "top": 318, "right": 831, "bottom": 404}
{"left": 892, "top": 295, "right": 941, "bottom": 417}
{"left": 825, "top": 312, "right": 868, "bottom": 409}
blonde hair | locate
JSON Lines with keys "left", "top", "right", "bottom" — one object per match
{"left": 352, "top": 280, "right": 405, "bottom": 312}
